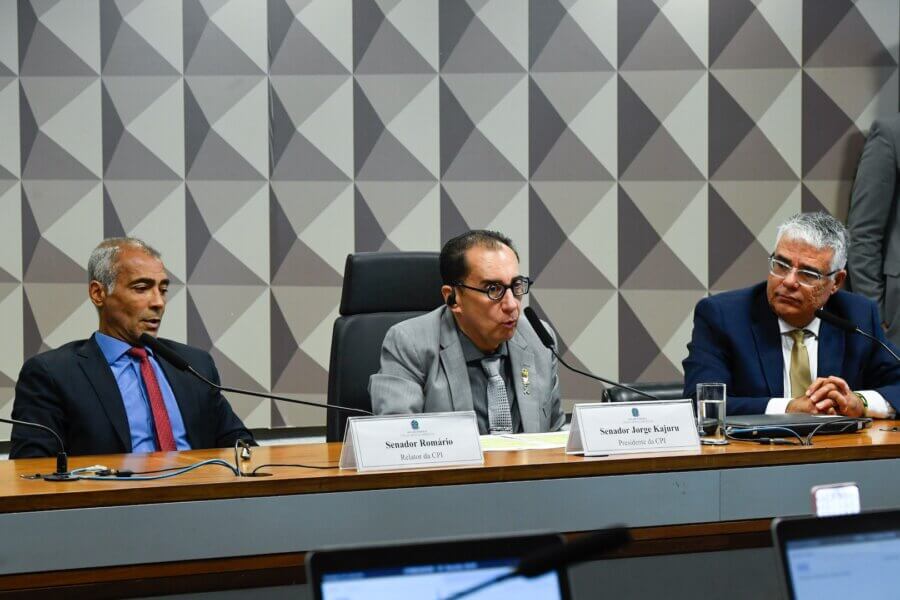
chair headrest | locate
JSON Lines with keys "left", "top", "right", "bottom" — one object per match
{"left": 606, "top": 382, "right": 685, "bottom": 403}
{"left": 339, "top": 252, "right": 444, "bottom": 315}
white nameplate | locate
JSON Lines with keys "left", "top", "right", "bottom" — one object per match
{"left": 566, "top": 400, "right": 700, "bottom": 456}
{"left": 339, "top": 411, "right": 483, "bottom": 472}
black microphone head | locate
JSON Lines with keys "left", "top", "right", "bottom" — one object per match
{"left": 814, "top": 308, "right": 857, "bottom": 333}
{"left": 523, "top": 306, "right": 555, "bottom": 350}
{"left": 516, "top": 527, "right": 631, "bottom": 577}
{"left": 56, "top": 451, "right": 68, "bottom": 475}
{"left": 139, "top": 333, "right": 190, "bottom": 370}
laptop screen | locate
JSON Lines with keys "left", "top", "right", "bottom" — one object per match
{"left": 784, "top": 530, "right": 900, "bottom": 598}
{"left": 308, "top": 533, "right": 569, "bottom": 600}
{"left": 774, "top": 510, "right": 900, "bottom": 599}
{"left": 320, "top": 559, "right": 564, "bottom": 599}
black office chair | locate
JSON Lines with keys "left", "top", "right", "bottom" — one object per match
{"left": 325, "top": 252, "right": 444, "bottom": 442}
{"left": 605, "top": 382, "right": 685, "bottom": 403}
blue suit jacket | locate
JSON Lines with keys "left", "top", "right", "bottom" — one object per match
{"left": 682, "top": 283, "right": 900, "bottom": 415}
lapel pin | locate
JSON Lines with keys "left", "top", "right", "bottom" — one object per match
{"left": 521, "top": 368, "right": 530, "bottom": 394}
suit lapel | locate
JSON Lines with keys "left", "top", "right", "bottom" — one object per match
{"left": 508, "top": 333, "right": 537, "bottom": 432}
{"left": 77, "top": 336, "right": 131, "bottom": 451}
{"left": 750, "top": 290, "right": 784, "bottom": 397}
{"left": 439, "top": 308, "right": 474, "bottom": 412}
{"left": 817, "top": 320, "right": 845, "bottom": 379}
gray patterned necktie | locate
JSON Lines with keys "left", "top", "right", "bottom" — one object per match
{"left": 481, "top": 355, "right": 512, "bottom": 434}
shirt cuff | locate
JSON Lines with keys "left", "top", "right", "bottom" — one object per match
{"left": 765, "top": 397, "right": 792, "bottom": 414}
{"left": 858, "top": 390, "right": 896, "bottom": 419}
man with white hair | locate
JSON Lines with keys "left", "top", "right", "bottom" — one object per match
{"left": 683, "top": 212, "right": 900, "bottom": 417}
{"left": 10, "top": 237, "right": 254, "bottom": 458}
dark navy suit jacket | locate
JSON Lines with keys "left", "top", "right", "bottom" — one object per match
{"left": 683, "top": 283, "right": 900, "bottom": 415}
{"left": 10, "top": 335, "right": 254, "bottom": 458}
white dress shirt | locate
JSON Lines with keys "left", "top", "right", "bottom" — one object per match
{"left": 764, "top": 317, "right": 895, "bottom": 417}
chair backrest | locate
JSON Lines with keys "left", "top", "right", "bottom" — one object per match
{"left": 606, "top": 382, "right": 685, "bottom": 403}
{"left": 326, "top": 252, "right": 444, "bottom": 441}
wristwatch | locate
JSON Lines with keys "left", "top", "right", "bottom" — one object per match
{"left": 853, "top": 391, "right": 868, "bottom": 416}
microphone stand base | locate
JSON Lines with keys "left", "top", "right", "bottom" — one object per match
{"left": 42, "top": 472, "right": 79, "bottom": 482}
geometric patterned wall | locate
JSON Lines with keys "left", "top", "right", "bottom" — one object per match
{"left": 1, "top": 1, "right": 898, "bottom": 439}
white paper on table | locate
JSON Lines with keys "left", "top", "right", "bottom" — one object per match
{"left": 479, "top": 431, "right": 570, "bottom": 451}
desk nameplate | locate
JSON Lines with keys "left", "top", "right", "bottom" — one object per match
{"left": 339, "top": 411, "right": 483, "bottom": 472}
{"left": 567, "top": 400, "right": 700, "bottom": 456}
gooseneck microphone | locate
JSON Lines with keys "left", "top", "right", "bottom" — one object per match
{"left": 138, "top": 334, "right": 372, "bottom": 416}
{"left": 814, "top": 308, "right": 900, "bottom": 363}
{"left": 516, "top": 526, "right": 631, "bottom": 575}
{"left": 523, "top": 307, "right": 657, "bottom": 400}
{"left": 445, "top": 526, "right": 631, "bottom": 600}
{"left": 0, "top": 416, "right": 75, "bottom": 481}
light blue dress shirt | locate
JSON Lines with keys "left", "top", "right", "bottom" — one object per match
{"left": 95, "top": 332, "right": 191, "bottom": 452}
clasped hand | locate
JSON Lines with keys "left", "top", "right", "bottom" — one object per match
{"left": 786, "top": 376, "right": 865, "bottom": 417}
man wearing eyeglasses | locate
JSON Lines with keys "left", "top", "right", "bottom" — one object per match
{"left": 369, "top": 230, "right": 565, "bottom": 434}
{"left": 683, "top": 212, "right": 900, "bottom": 417}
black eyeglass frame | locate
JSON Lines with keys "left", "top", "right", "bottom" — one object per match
{"left": 768, "top": 254, "right": 841, "bottom": 287}
{"left": 452, "top": 276, "right": 533, "bottom": 301}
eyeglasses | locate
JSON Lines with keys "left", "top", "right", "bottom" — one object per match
{"left": 454, "top": 276, "right": 533, "bottom": 301}
{"left": 768, "top": 255, "right": 840, "bottom": 288}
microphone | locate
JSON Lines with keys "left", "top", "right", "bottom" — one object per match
{"left": 516, "top": 526, "right": 631, "bottom": 576}
{"left": 814, "top": 308, "right": 858, "bottom": 333}
{"left": 1, "top": 416, "right": 76, "bottom": 481}
{"left": 526, "top": 307, "right": 557, "bottom": 349}
{"left": 523, "top": 307, "right": 657, "bottom": 400}
{"left": 138, "top": 334, "right": 372, "bottom": 416}
{"left": 445, "top": 527, "right": 631, "bottom": 600}
{"left": 814, "top": 308, "right": 900, "bottom": 362}
{"left": 143, "top": 336, "right": 190, "bottom": 370}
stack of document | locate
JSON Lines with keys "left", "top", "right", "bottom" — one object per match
{"left": 479, "top": 431, "right": 569, "bottom": 451}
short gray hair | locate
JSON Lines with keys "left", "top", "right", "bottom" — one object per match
{"left": 775, "top": 212, "right": 849, "bottom": 272}
{"left": 88, "top": 238, "right": 161, "bottom": 292}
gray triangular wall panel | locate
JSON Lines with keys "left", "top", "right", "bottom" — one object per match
{"left": 531, "top": 11, "right": 612, "bottom": 73}
{"left": 442, "top": 128, "right": 525, "bottom": 182}
{"left": 441, "top": 11, "right": 524, "bottom": 73}
{"left": 272, "top": 19, "right": 349, "bottom": 76}
{"left": 355, "top": 15, "right": 434, "bottom": 75}
{"left": 102, "top": 13, "right": 180, "bottom": 75}
{"left": 187, "top": 129, "right": 265, "bottom": 181}
{"left": 184, "top": 19, "right": 263, "bottom": 76}
{"left": 272, "top": 131, "right": 350, "bottom": 182}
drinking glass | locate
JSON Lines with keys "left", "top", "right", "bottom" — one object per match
{"left": 696, "top": 383, "right": 728, "bottom": 445}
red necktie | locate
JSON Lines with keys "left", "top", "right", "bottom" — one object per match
{"left": 128, "top": 347, "right": 177, "bottom": 451}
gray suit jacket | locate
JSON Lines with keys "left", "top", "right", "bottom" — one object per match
{"left": 848, "top": 113, "right": 900, "bottom": 345}
{"left": 369, "top": 306, "right": 565, "bottom": 432}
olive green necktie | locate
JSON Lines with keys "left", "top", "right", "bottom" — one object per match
{"left": 788, "top": 329, "right": 811, "bottom": 398}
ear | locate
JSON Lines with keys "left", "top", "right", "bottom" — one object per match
{"left": 441, "top": 284, "right": 460, "bottom": 312}
{"left": 831, "top": 270, "right": 847, "bottom": 293}
{"left": 88, "top": 280, "right": 107, "bottom": 309}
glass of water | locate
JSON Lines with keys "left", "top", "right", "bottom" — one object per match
{"left": 696, "top": 383, "right": 728, "bottom": 445}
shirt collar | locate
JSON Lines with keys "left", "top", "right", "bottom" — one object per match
{"left": 778, "top": 317, "right": 821, "bottom": 339}
{"left": 94, "top": 332, "right": 154, "bottom": 365}
{"left": 455, "top": 325, "right": 508, "bottom": 363}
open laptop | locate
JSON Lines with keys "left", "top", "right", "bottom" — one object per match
{"left": 772, "top": 509, "right": 900, "bottom": 599}
{"left": 307, "top": 533, "right": 571, "bottom": 600}
{"left": 725, "top": 414, "right": 870, "bottom": 439}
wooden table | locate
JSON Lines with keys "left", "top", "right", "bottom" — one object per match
{"left": 3, "top": 422, "right": 900, "bottom": 597}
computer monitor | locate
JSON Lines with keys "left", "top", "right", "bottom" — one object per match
{"left": 772, "top": 509, "right": 900, "bottom": 599}
{"left": 307, "top": 533, "right": 571, "bottom": 600}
